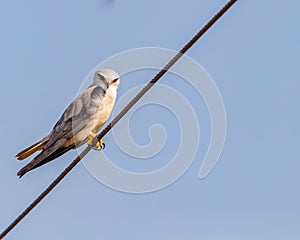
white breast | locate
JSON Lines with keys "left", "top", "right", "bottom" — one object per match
{"left": 93, "top": 85, "right": 118, "bottom": 131}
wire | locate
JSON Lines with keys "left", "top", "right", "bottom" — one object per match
{"left": 0, "top": 0, "right": 238, "bottom": 239}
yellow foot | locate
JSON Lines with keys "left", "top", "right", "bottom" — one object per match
{"left": 88, "top": 132, "right": 105, "bottom": 151}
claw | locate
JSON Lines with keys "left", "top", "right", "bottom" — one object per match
{"left": 88, "top": 132, "right": 105, "bottom": 151}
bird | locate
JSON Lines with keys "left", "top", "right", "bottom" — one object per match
{"left": 16, "top": 69, "right": 120, "bottom": 178}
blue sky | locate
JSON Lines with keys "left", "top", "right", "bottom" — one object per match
{"left": 0, "top": 0, "right": 300, "bottom": 239}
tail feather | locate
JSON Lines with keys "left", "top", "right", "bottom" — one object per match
{"left": 17, "top": 144, "right": 74, "bottom": 178}
{"left": 16, "top": 136, "right": 49, "bottom": 160}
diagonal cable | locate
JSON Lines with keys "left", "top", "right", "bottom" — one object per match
{"left": 0, "top": 0, "right": 237, "bottom": 239}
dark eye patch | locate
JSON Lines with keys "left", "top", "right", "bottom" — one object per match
{"left": 97, "top": 73, "right": 106, "bottom": 81}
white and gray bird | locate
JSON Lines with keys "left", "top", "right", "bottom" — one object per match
{"left": 16, "top": 69, "right": 120, "bottom": 177}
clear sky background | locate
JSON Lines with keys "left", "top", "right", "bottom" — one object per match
{"left": 0, "top": 0, "right": 299, "bottom": 239}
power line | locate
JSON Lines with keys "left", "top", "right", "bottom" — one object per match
{"left": 0, "top": 0, "right": 238, "bottom": 239}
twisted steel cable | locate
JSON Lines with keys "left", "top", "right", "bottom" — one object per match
{"left": 0, "top": 0, "right": 237, "bottom": 238}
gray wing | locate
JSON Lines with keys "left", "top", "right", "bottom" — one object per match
{"left": 29, "top": 85, "right": 105, "bottom": 164}
{"left": 17, "top": 85, "right": 107, "bottom": 177}
{"left": 44, "top": 85, "right": 106, "bottom": 154}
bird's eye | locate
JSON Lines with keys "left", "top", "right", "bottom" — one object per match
{"left": 112, "top": 78, "right": 119, "bottom": 83}
{"left": 97, "top": 73, "right": 105, "bottom": 81}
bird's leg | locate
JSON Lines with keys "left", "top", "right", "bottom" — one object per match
{"left": 88, "top": 132, "right": 105, "bottom": 151}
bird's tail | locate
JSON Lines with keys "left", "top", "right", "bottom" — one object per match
{"left": 15, "top": 136, "right": 49, "bottom": 160}
{"left": 16, "top": 144, "right": 74, "bottom": 178}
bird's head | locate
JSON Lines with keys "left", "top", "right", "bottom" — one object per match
{"left": 94, "top": 69, "right": 120, "bottom": 89}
